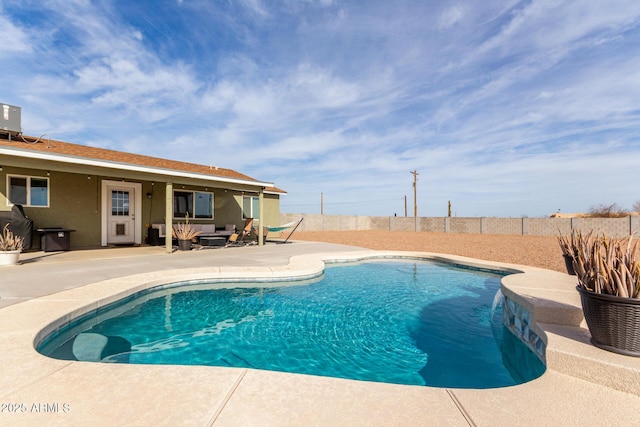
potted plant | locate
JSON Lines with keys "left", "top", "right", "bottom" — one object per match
{"left": 563, "top": 230, "right": 640, "bottom": 356}
{"left": 172, "top": 216, "right": 201, "bottom": 251}
{"left": 0, "top": 224, "right": 24, "bottom": 266}
{"left": 557, "top": 230, "right": 580, "bottom": 275}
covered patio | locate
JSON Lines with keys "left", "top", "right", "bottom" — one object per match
{"left": 0, "top": 135, "right": 285, "bottom": 252}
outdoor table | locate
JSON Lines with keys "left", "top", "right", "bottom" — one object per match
{"left": 199, "top": 237, "right": 227, "bottom": 247}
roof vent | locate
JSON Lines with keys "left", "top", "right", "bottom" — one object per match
{"left": 1, "top": 103, "right": 21, "bottom": 135}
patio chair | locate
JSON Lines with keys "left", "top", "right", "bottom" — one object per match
{"left": 240, "top": 218, "right": 253, "bottom": 240}
{"left": 226, "top": 218, "right": 255, "bottom": 246}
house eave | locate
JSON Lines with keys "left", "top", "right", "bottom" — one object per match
{"left": 0, "top": 146, "right": 274, "bottom": 189}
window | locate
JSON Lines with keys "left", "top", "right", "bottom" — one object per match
{"left": 111, "top": 190, "right": 130, "bottom": 216}
{"left": 7, "top": 175, "right": 49, "bottom": 207}
{"left": 173, "top": 190, "right": 213, "bottom": 219}
{"left": 242, "top": 195, "right": 260, "bottom": 219}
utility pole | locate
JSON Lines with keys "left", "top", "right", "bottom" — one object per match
{"left": 320, "top": 192, "right": 324, "bottom": 215}
{"left": 404, "top": 195, "right": 407, "bottom": 217}
{"left": 410, "top": 170, "right": 418, "bottom": 217}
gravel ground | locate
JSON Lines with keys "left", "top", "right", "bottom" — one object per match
{"left": 293, "top": 230, "right": 566, "bottom": 272}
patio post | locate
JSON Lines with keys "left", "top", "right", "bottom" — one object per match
{"left": 258, "top": 188, "right": 264, "bottom": 246}
{"left": 165, "top": 182, "right": 173, "bottom": 253}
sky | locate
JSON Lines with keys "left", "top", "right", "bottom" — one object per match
{"left": 1, "top": 0, "right": 640, "bottom": 218}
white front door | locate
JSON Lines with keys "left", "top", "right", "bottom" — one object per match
{"left": 108, "top": 185, "right": 135, "bottom": 244}
{"left": 103, "top": 182, "right": 140, "bottom": 245}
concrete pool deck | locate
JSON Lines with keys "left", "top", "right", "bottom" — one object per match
{"left": 1, "top": 241, "right": 639, "bottom": 426}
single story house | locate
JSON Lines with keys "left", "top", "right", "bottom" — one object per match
{"left": 0, "top": 133, "right": 285, "bottom": 253}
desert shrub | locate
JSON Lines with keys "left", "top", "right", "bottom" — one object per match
{"left": 587, "top": 203, "right": 628, "bottom": 218}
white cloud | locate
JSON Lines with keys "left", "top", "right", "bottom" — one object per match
{"left": 476, "top": 1, "right": 640, "bottom": 56}
{"left": 438, "top": 5, "right": 465, "bottom": 28}
{"left": 290, "top": 64, "right": 361, "bottom": 108}
{"left": 75, "top": 58, "right": 198, "bottom": 107}
{"left": 239, "top": 0, "right": 269, "bottom": 17}
{"left": 0, "top": 12, "right": 32, "bottom": 55}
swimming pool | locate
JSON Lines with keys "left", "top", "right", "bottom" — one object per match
{"left": 38, "top": 259, "right": 545, "bottom": 388}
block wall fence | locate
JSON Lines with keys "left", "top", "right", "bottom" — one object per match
{"left": 280, "top": 213, "right": 640, "bottom": 237}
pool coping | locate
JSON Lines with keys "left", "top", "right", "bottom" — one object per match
{"left": 1, "top": 250, "right": 639, "bottom": 426}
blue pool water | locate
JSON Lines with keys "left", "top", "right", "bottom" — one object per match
{"left": 38, "top": 260, "right": 545, "bottom": 388}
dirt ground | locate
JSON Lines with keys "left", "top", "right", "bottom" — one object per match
{"left": 292, "top": 230, "right": 566, "bottom": 272}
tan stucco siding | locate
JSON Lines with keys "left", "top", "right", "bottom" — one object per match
{"left": 1, "top": 167, "right": 101, "bottom": 248}
{"left": 1, "top": 165, "right": 281, "bottom": 250}
{"left": 262, "top": 194, "right": 281, "bottom": 235}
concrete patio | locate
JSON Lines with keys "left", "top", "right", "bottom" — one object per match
{"left": 0, "top": 241, "right": 361, "bottom": 309}
{"left": 1, "top": 241, "right": 639, "bottom": 426}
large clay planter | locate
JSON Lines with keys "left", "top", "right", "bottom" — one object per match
{"left": 0, "top": 250, "right": 20, "bottom": 266}
{"left": 577, "top": 286, "right": 640, "bottom": 357}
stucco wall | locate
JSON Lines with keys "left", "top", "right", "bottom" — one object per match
{"left": 421, "top": 217, "right": 446, "bottom": 233}
{"left": 450, "top": 217, "right": 483, "bottom": 234}
{"left": 144, "top": 182, "right": 168, "bottom": 228}
{"left": 1, "top": 165, "right": 282, "bottom": 249}
{"left": 1, "top": 167, "right": 102, "bottom": 248}
{"left": 485, "top": 218, "right": 522, "bottom": 235}
{"left": 261, "top": 194, "right": 281, "bottom": 237}
{"left": 527, "top": 218, "right": 572, "bottom": 236}
{"left": 280, "top": 213, "right": 640, "bottom": 237}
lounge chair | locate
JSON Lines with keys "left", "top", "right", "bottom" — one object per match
{"left": 226, "top": 218, "right": 255, "bottom": 246}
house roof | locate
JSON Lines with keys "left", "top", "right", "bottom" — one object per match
{"left": 0, "top": 134, "right": 286, "bottom": 194}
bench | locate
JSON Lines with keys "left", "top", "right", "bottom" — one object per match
{"left": 150, "top": 223, "right": 236, "bottom": 245}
